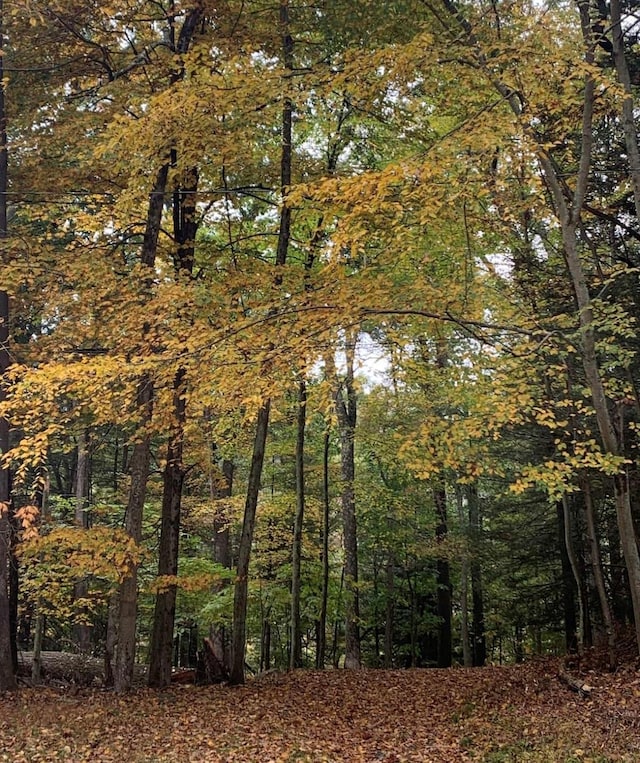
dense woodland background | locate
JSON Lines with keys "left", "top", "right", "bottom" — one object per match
{"left": 1, "top": 0, "right": 640, "bottom": 693}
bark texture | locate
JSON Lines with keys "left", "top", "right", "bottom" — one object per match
{"left": 334, "top": 338, "right": 361, "bottom": 670}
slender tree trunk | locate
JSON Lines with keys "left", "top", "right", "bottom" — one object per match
{"left": 230, "top": 402, "right": 271, "bottom": 684}
{"left": 406, "top": 570, "right": 417, "bottom": 667}
{"left": 331, "top": 568, "right": 344, "bottom": 668}
{"left": 114, "top": 4, "right": 202, "bottom": 691}
{"left": 290, "top": 378, "right": 306, "bottom": 669}
{"left": 114, "top": 382, "right": 153, "bottom": 692}
{"left": 580, "top": 476, "right": 616, "bottom": 669}
{"left": 229, "top": 0, "right": 293, "bottom": 684}
{"left": 441, "top": 0, "right": 640, "bottom": 655}
{"left": 332, "top": 336, "right": 361, "bottom": 669}
{"left": 560, "top": 208, "right": 640, "bottom": 651}
{"left": 557, "top": 501, "right": 579, "bottom": 653}
{"left": 104, "top": 591, "right": 118, "bottom": 688}
{"left": 148, "top": 370, "right": 187, "bottom": 688}
{"left": 212, "top": 458, "right": 233, "bottom": 569}
{"left": 316, "top": 427, "right": 330, "bottom": 668}
{"left": 607, "top": 511, "right": 628, "bottom": 624}
{"left": 384, "top": 559, "right": 394, "bottom": 668}
{"left": 563, "top": 494, "right": 585, "bottom": 653}
{"left": 534, "top": 3, "right": 640, "bottom": 658}
{"left": 457, "top": 486, "right": 472, "bottom": 667}
{"left": 467, "top": 484, "right": 486, "bottom": 666}
{"left": 0, "top": 485, "right": 13, "bottom": 691}
{"left": 434, "top": 483, "right": 452, "bottom": 668}
{"left": 73, "top": 429, "right": 91, "bottom": 653}
{"left": 31, "top": 614, "right": 45, "bottom": 684}
{"left": 475, "top": 0, "right": 640, "bottom": 658}
{"left": 208, "top": 456, "right": 233, "bottom": 677}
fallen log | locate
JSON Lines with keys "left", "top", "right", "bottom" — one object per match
{"left": 558, "top": 671, "right": 593, "bottom": 697}
{"left": 18, "top": 651, "right": 148, "bottom": 687}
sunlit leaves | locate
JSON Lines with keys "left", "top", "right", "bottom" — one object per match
{"left": 19, "top": 527, "right": 144, "bottom": 620}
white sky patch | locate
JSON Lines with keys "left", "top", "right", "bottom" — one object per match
{"left": 355, "top": 333, "right": 390, "bottom": 389}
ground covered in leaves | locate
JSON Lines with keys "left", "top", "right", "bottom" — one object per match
{"left": 2, "top": 660, "right": 640, "bottom": 762}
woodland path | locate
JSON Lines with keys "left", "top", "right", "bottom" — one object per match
{"left": 1, "top": 660, "right": 639, "bottom": 762}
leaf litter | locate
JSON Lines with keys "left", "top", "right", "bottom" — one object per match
{"left": 2, "top": 660, "right": 640, "bottom": 762}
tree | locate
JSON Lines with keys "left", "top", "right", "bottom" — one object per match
{"left": 0, "top": 0, "right": 16, "bottom": 691}
{"left": 229, "top": 0, "right": 298, "bottom": 685}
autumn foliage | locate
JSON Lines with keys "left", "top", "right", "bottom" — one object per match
{"left": 2, "top": 0, "right": 640, "bottom": 735}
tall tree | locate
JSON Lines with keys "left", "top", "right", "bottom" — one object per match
{"left": 113, "top": 161, "right": 169, "bottom": 693}
{"left": 115, "top": 3, "right": 204, "bottom": 692}
{"left": 290, "top": 376, "right": 306, "bottom": 669}
{"left": 229, "top": 0, "right": 294, "bottom": 685}
{"left": 0, "top": 0, "right": 16, "bottom": 691}
{"left": 148, "top": 161, "right": 200, "bottom": 688}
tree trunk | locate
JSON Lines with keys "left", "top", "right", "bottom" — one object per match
{"left": 115, "top": 3, "right": 203, "bottom": 690}
{"left": 31, "top": 614, "right": 45, "bottom": 684}
{"left": 259, "top": 618, "right": 271, "bottom": 673}
{"left": 212, "top": 458, "right": 233, "bottom": 569}
{"left": 467, "top": 484, "right": 486, "bottom": 667}
{"left": 147, "top": 370, "right": 187, "bottom": 688}
{"left": 333, "top": 336, "right": 361, "bottom": 669}
{"left": 457, "top": 485, "right": 472, "bottom": 667}
{"left": 230, "top": 401, "right": 271, "bottom": 685}
{"left": 73, "top": 429, "right": 91, "bottom": 653}
{"left": 434, "top": 483, "right": 452, "bottom": 668}
{"left": 148, "top": 156, "right": 198, "bottom": 688}
{"left": 534, "top": 3, "right": 640, "bottom": 658}
{"left": 580, "top": 476, "right": 616, "bottom": 669}
{"left": 290, "top": 378, "right": 306, "bottom": 669}
{"left": 440, "top": 0, "right": 640, "bottom": 660}
{"left": 114, "top": 155, "right": 169, "bottom": 692}
{"left": 208, "top": 456, "right": 233, "bottom": 677}
{"left": 607, "top": 511, "right": 628, "bottom": 624}
{"left": 557, "top": 501, "right": 579, "bottom": 653}
{"left": 229, "top": 0, "right": 293, "bottom": 684}
{"left": 114, "top": 380, "right": 153, "bottom": 693}
{"left": 316, "top": 427, "right": 330, "bottom": 669}
{"left": 562, "top": 493, "right": 586, "bottom": 653}
{"left": 384, "top": 559, "right": 394, "bottom": 668}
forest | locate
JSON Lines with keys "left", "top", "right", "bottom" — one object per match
{"left": 2, "top": 0, "right": 640, "bottom": 756}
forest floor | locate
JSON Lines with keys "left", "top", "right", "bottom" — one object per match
{"left": 2, "top": 658, "right": 640, "bottom": 762}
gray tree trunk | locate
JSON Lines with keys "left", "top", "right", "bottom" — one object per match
{"left": 316, "top": 427, "right": 330, "bottom": 668}
{"left": 73, "top": 429, "right": 91, "bottom": 653}
{"left": 332, "top": 336, "right": 361, "bottom": 669}
{"left": 290, "top": 378, "right": 306, "bottom": 669}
